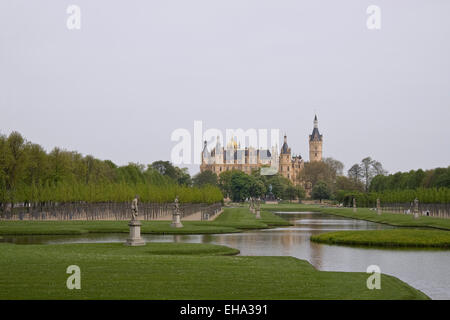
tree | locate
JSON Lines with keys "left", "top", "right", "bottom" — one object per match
{"left": 361, "top": 157, "right": 373, "bottom": 191}
{"left": 335, "top": 175, "right": 364, "bottom": 192}
{"left": 218, "top": 170, "right": 234, "bottom": 198}
{"left": 323, "top": 157, "right": 344, "bottom": 176}
{"left": 192, "top": 170, "right": 217, "bottom": 187}
{"left": 295, "top": 185, "right": 306, "bottom": 201}
{"left": 311, "top": 181, "right": 331, "bottom": 201}
{"left": 348, "top": 164, "right": 363, "bottom": 183}
{"left": 266, "top": 174, "right": 292, "bottom": 199}
{"left": 285, "top": 185, "right": 297, "bottom": 201}
{"left": 23, "top": 143, "right": 48, "bottom": 185}
{"left": 174, "top": 167, "right": 191, "bottom": 186}
{"left": 249, "top": 176, "right": 266, "bottom": 198}
{"left": 4, "top": 132, "right": 27, "bottom": 205}
{"left": 0, "top": 134, "right": 10, "bottom": 205}
{"left": 348, "top": 157, "right": 387, "bottom": 192}
{"left": 299, "top": 161, "right": 336, "bottom": 189}
{"left": 151, "top": 161, "right": 178, "bottom": 179}
{"left": 230, "top": 171, "right": 252, "bottom": 202}
{"left": 150, "top": 161, "right": 191, "bottom": 185}
{"left": 360, "top": 157, "right": 387, "bottom": 192}
{"left": 371, "top": 160, "right": 387, "bottom": 176}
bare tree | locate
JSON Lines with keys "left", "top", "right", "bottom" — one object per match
{"left": 360, "top": 157, "right": 387, "bottom": 191}
{"left": 348, "top": 164, "right": 363, "bottom": 183}
{"left": 323, "top": 157, "right": 344, "bottom": 176}
{"left": 372, "top": 161, "right": 388, "bottom": 176}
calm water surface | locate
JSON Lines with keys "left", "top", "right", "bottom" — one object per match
{"left": 2, "top": 211, "right": 449, "bottom": 299}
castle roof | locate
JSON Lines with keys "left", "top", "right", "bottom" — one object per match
{"left": 309, "top": 128, "right": 322, "bottom": 141}
{"left": 281, "top": 135, "right": 290, "bottom": 154}
{"left": 309, "top": 115, "right": 322, "bottom": 141}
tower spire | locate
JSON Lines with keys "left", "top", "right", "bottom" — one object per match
{"left": 309, "top": 114, "right": 323, "bottom": 162}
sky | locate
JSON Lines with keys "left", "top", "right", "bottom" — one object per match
{"left": 0, "top": 0, "right": 449, "bottom": 175}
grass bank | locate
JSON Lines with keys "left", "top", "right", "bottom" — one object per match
{"left": 262, "top": 203, "right": 450, "bottom": 230}
{"left": 311, "top": 229, "right": 450, "bottom": 248}
{"left": 0, "top": 242, "right": 428, "bottom": 300}
{"left": 0, "top": 207, "right": 290, "bottom": 236}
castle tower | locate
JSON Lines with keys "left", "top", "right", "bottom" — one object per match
{"left": 309, "top": 115, "right": 323, "bottom": 162}
{"left": 279, "top": 135, "right": 292, "bottom": 180}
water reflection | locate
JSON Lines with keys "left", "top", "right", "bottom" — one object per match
{"left": 1, "top": 212, "right": 449, "bottom": 299}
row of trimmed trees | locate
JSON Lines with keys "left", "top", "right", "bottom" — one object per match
{"left": 0, "top": 132, "right": 223, "bottom": 208}
{"left": 339, "top": 188, "right": 450, "bottom": 207}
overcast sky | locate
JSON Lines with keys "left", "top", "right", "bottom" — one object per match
{"left": 0, "top": 0, "right": 449, "bottom": 175}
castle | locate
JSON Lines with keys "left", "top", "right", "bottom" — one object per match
{"left": 200, "top": 115, "right": 323, "bottom": 185}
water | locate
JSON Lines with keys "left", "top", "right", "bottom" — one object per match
{"left": 1, "top": 211, "right": 449, "bottom": 299}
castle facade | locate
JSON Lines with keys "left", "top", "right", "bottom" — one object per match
{"left": 200, "top": 115, "right": 323, "bottom": 185}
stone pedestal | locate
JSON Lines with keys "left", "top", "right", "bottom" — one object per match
{"left": 256, "top": 209, "right": 261, "bottom": 219}
{"left": 376, "top": 198, "right": 381, "bottom": 215}
{"left": 171, "top": 212, "right": 183, "bottom": 228}
{"left": 353, "top": 198, "right": 357, "bottom": 213}
{"left": 125, "top": 220, "right": 145, "bottom": 246}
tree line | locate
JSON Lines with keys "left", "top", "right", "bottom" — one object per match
{"left": 369, "top": 167, "right": 450, "bottom": 192}
{"left": 2, "top": 130, "right": 447, "bottom": 207}
{"left": 339, "top": 188, "right": 450, "bottom": 207}
{"left": 329, "top": 157, "right": 449, "bottom": 205}
{"left": 0, "top": 131, "right": 223, "bottom": 208}
{"left": 192, "top": 169, "right": 306, "bottom": 202}
{"left": 192, "top": 154, "right": 450, "bottom": 205}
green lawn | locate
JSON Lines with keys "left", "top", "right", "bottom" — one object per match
{"left": 0, "top": 207, "right": 290, "bottom": 236}
{"left": 0, "top": 242, "right": 428, "bottom": 300}
{"left": 311, "top": 229, "right": 450, "bottom": 248}
{"left": 263, "top": 203, "right": 450, "bottom": 230}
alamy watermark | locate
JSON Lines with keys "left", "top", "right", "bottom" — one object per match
{"left": 366, "top": 265, "right": 381, "bottom": 290}
{"left": 66, "top": 265, "right": 81, "bottom": 290}
{"left": 66, "top": 5, "right": 81, "bottom": 30}
{"left": 366, "top": 5, "right": 381, "bottom": 30}
{"left": 170, "top": 121, "right": 281, "bottom": 174}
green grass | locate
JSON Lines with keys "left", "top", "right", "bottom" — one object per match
{"left": 263, "top": 203, "right": 450, "bottom": 230}
{"left": 311, "top": 229, "right": 450, "bottom": 248}
{"left": 0, "top": 242, "right": 428, "bottom": 300}
{"left": 0, "top": 208, "right": 290, "bottom": 236}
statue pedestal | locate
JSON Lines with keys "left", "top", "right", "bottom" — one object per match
{"left": 256, "top": 209, "right": 261, "bottom": 219}
{"left": 171, "top": 213, "right": 183, "bottom": 228}
{"left": 125, "top": 220, "right": 145, "bottom": 246}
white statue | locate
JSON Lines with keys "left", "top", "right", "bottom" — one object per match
{"left": 131, "top": 195, "right": 139, "bottom": 220}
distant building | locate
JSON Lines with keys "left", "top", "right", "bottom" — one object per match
{"left": 200, "top": 115, "right": 323, "bottom": 186}
{"left": 309, "top": 115, "right": 323, "bottom": 162}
